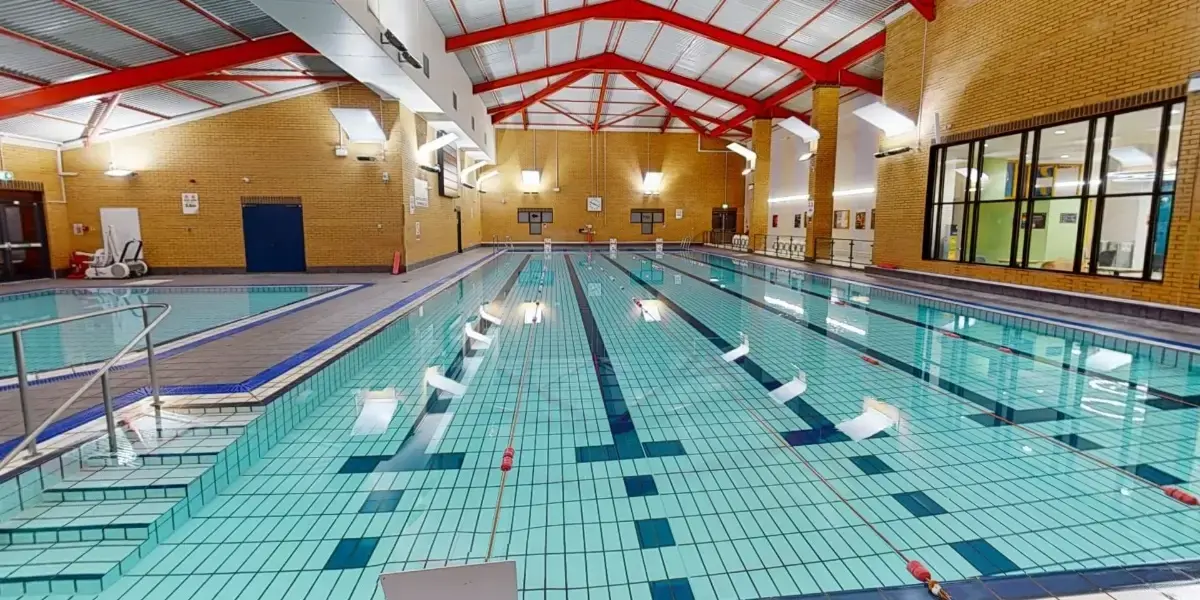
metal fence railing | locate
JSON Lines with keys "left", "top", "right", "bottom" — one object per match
{"left": 814, "top": 237, "right": 873, "bottom": 269}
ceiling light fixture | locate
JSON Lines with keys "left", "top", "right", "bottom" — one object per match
{"left": 798, "top": 152, "right": 814, "bottom": 161}
{"left": 104, "top": 164, "right": 134, "bottom": 177}
{"left": 778, "top": 117, "right": 820, "bottom": 143}
{"left": 521, "top": 170, "right": 540, "bottom": 187}
{"left": 1054, "top": 129, "right": 1067, "bottom": 135}
{"left": 642, "top": 171, "right": 663, "bottom": 195}
{"left": 741, "top": 167, "right": 752, "bottom": 176}
{"left": 476, "top": 170, "right": 498, "bottom": 183}
{"left": 726, "top": 142, "right": 756, "bottom": 161}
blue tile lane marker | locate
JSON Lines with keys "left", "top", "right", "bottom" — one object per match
{"left": 601, "top": 255, "right": 874, "bottom": 447}
{"left": 1121, "top": 464, "right": 1185, "bottom": 486}
{"left": 648, "top": 578, "right": 695, "bottom": 600}
{"left": 849, "top": 455, "right": 894, "bottom": 475}
{"left": 623, "top": 475, "right": 658, "bottom": 497}
{"left": 358, "top": 490, "right": 404, "bottom": 513}
{"left": 633, "top": 518, "right": 676, "bottom": 549}
{"left": 338, "top": 255, "right": 532, "bottom": 474}
{"left": 565, "top": 259, "right": 685, "bottom": 463}
{"left": 683, "top": 251, "right": 1195, "bottom": 408}
{"left": 891, "top": 491, "right": 948, "bottom": 518}
{"left": 324, "top": 537, "right": 380, "bottom": 570}
{"left": 949, "top": 539, "right": 1020, "bottom": 577}
{"left": 635, "top": 254, "right": 1075, "bottom": 434}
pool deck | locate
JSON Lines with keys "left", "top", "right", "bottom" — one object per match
{"left": 0, "top": 249, "right": 498, "bottom": 443}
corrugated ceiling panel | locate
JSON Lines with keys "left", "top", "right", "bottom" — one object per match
{"left": 747, "top": 0, "right": 826, "bottom": 46}
{"left": 102, "top": 106, "right": 160, "bottom": 131}
{"left": 727, "top": 57, "right": 792, "bottom": 97}
{"left": 624, "top": 116, "right": 665, "bottom": 128}
{"left": 519, "top": 79, "right": 548, "bottom": 98}
{"left": 696, "top": 98, "right": 736, "bottom": 118}
{"left": 237, "top": 58, "right": 292, "bottom": 72}
{"left": 41, "top": 100, "right": 99, "bottom": 123}
{"left": 614, "top": 21, "right": 658, "bottom": 61}
{"left": 0, "top": 0, "right": 173, "bottom": 68}
{"left": 670, "top": 33, "right": 725, "bottom": 79}
{"left": 502, "top": 0, "right": 545, "bottom": 22}
{"left": 849, "top": 51, "right": 884, "bottom": 80}
{"left": 171, "top": 80, "right": 261, "bottom": 104}
{"left": 640, "top": 26, "right": 690, "bottom": 71}
{"left": 475, "top": 40, "right": 516, "bottom": 80}
{"left": 699, "top": 48, "right": 756, "bottom": 88}
{"left": 576, "top": 73, "right": 603, "bottom": 88}
{"left": 817, "top": 21, "right": 884, "bottom": 61}
{"left": 546, "top": 25, "right": 579, "bottom": 66}
{"left": 782, "top": 91, "right": 813, "bottom": 113}
{"left": 0, "top": 77, "right": 36, "bottom": 97}
{"left": 497, "top": 112, "right": 522, "bottom": 125}
{"left": 493, "top": 86, "right": 525, "bottom": 104}
{"left": 0, "top": 114, "right": 83, "bottom": 142}
{"left": 253, "top": 80, "right": 314, "bottom": 94}
{"left": 756, "top": 73, "right": 800, "bottom": 100}
{"left": 423, "top": 0, "right": 464, "bottom": 35}
{"left": 545, "top": 0, "right": 588, "bottom": 11}
{"left": 0, "top": 36, "right": 103, "bottom": 83}
{"left": 672, "top": 0, "right": 722, "bottom": 20}
{"left": 457, "top": 0, "right": 505, "bottom": 31}
{"left": 512, "top": 32, "right": 546, "bottom": 73}
{"left": 674, "top": 92, "right": 706, "bottom": 112}
{"left": 709, "top": 0, "right": 775, "bottom": 35}
{"left": 73, "top": 0, "right": 243, "bottom": 54}
{"left": 458, "top": 51, "right": 487, "bottom": 85}
{"left": 553, "top": 87, "right": 596, "bottom": 103}
{"left": 577, "top": 20, "right": 612, "bottom": 58}
{"left": 122, "top": 86, "right": 213, "bottom": 116}
{"left": 190, "top": 0, "right": 285, "bottom": 38}
{"left": 607, "top": 89, "right": 651, "bottom": 104}
{"left": 290, "top": 55, "right": 346, "bottom": 76}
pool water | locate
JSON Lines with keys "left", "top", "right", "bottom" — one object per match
{"left": 90, "top": 252, "right": 1200, "bottom": 599}
{"left": 0, "top": 286, "right": 337, "bottom": 377}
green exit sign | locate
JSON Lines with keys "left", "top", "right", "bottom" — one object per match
{"left": 0, "top": 171, "right": 13, "bottom": 181}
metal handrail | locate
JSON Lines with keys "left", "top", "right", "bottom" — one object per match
{"left": 505, "top": 236, "right": 514, "bottom": 250}
{"left": 0, "top": 303, "right": 171, "bottom": 472}
{"left": 815, "top": 237, "right": 874, "bottom": 268}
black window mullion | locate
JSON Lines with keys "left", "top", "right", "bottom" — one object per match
{"left": 932, "top": 147, "right": 949, "bottom": 260}
{"left": 923, "top": 146, "right": 942, "bottom": 259}
{"left": 1073, "top": 119, "right": 1097, "bottom": 273}
{"left": 1020, "top": 129, "right": 1041, "bottom": 268}
{"left": 968, "top": 141, "right": 984, "bottom": 263}
{"left": 1142, "top": 105, "right": 1173, "bottom": 280}
{"left": 1089, "top": 115, "right": 1115, "bottom": 275}
{"left": 1008, "top": 133, "right": 1028, "bottom": 267}
{"left": 960, "top": 141, "right": 975, "bottom": 263}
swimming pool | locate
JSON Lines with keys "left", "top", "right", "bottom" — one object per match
{"left": 18, "top": 251, "right": 1200, "bottom": 600}
{"left": 0, "top": 286, "right": 343, "bottom": 378}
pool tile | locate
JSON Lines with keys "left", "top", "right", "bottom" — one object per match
{"left": 623, "top": 476, "right": 658, "bottom": 498}
{"left": 648, "top": 577, "right": 695, "bottom": 600}
{"left": 848, "top": 455, "right": 894, "bottom": 475}
{"left": 891, "top": 492, "right": 947, "bottom": 518}
{"left": 635, "top": 519, "right": 676, "bottom": 550}
{"left": 951, "top": 540, "right": 1020, "bottom": 577}
{"left": 358, "top": 490, "right": 403, "bottom": 514}
{"left": 324, "top": 537, "right": 379, "bottom": 570}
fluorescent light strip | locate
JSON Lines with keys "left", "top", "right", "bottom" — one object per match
{"left": 329, "top": 108, "right": 387, "bottom": 143}
{"left": 726, "top": 142, "right": 756, "bottom": 161}
{"left": 767, "top": 187, "right": 877, "bottom": 203}
{"left": 417, "top": 132, "right": 458, "bottom": 155}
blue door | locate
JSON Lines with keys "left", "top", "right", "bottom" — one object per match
{"left": 241, "top": 203, "right": 307, "bottom": 273}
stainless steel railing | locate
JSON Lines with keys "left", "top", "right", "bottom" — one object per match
{"left": 0, "top": 303, "right": 171, "bottom": 472}
{"left": 505, "top": 236, "right": 514, "bottom": 250}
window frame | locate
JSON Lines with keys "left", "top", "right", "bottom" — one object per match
{"left": 631, "top": 209, "right": 665, "bottom": 235}
{"left": 922, "top": 99, "right": 1184, "bottom": 282}
{"left": 518, "top": 208, "right": 553, "bottom": 235}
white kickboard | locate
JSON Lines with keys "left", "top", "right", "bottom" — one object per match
{"left": 769, "top": 372, "right": 807, "bottom": 403}
{"left": 380, "top": 561, "right": 517, "bottom": 600}
{"left": 524, "top": 303, "right": 544, "bottom": 324}
{"left": 722, "top": 335, "right": 749, "bottom": 362}
{"left": 353, "top": 389, "right": 399, "bottom": 435}
{"left": 479, "top": 305, "right": 503, "bottom": 325}
{"left": 641, "top": 303, "right": 662, "bottom": 322}
{"left": 464, "top": 321, "right": 493, "bottom": 347}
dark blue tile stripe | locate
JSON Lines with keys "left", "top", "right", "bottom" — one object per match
{"left": 684, "top": 251, "right": 1193, "bottom": 409}
{"left": 1121, "top": 463, "right": 1184, "bottom": 486}
{"left": 951, "top": 539, "right": 1020, "bottom": 576}
{"left": 891, "top": 491, "right": 947, "bottom": 518}
{"left": 648, "top": 577, "right": 695, "bottom": 600}
{"left": 323, "top": 537, "right": 379, "bottom": 570}
{"left": 848, "top": 455, "right": 894, "bottom": 475}
{"left": 566, "top": 258, "right": 684, "bottom": 462}
{"left": 636, "top": 254, "right": 1073, "bottom": 436}
{"left": 338, "top": 255, "right": 532, "bottom": 474}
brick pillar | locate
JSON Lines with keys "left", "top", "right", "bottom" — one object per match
{"left": 805, "top": 85, "right": 840, "bottom": 260}
{"left": 748, "top": 118, "right": 773, "bottom": 246}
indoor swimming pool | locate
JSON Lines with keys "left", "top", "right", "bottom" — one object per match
{"left": 0, "top": 285, "right": 342, "bottom": 377}
{"left": 8, "top": 250, "right": 1200, "bottom": 600}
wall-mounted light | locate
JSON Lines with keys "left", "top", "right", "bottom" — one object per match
{"left": 778, "top": 117, "right": 820, "bottom": 143}
{"left": 853, "top": 102, "right": 917, "bottom": 137}
{"left": 521, "top": 170, "right": 540, "bottom": 187}
{"left": 417, "top": 132, "right": 458, "bottom": 155}
{"left": 642, "top": 171, "right": 663, "bottom": 195}
{"left": 461, "top": 161, "right": 491, "bottom": 176}
{"left": 741, "top": 167, "right": 752, "bottom": 176}
{"left": 329, "top": 108, "right": 387, "bottom": 143}
{"left": 798, "top": 152, "right": 814, "bottom": 162}
{"left": 477, "top": 170, "right": 498, "bottom": 183}
{"left": 104, "top": 163, "right": 134, "bottom": 177}
{"left": 727, "top": 142, "right": 756, "bottom": 162}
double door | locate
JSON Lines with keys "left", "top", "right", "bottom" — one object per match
{"left": 0, "top": 193, "right": 51, "bottom": 282}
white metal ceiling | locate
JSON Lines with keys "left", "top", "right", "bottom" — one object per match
{"left": 0, "top": 0, "right": 348, "bottom": 145}
{"left": 426, "top": 0, "right": 893, "bottom": 132}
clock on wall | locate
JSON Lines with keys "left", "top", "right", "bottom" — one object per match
{"left": 586, "top": 196, "right": 603, "bottom": 212}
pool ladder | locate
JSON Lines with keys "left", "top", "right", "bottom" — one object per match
{"left": 491, "top": 235, "right": 516, "bottom": 252}
{"left": 680, "top": 236, "right": 692, "bottom": 251}
{"left": 0, "top": 304, "right": 170, "bottom": 470}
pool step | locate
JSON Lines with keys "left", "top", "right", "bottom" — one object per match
{"left": 0, "top": 498, "right": 183, "bottom": 546}
{"left": 0, "top": 540, "right": 142, "bottom": 596}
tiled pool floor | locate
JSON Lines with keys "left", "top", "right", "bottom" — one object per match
{"left": 3, "top": 249, "right": 1199, "bottom": 600}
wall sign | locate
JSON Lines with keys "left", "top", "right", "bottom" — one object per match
{"left": 1060, "top": 213, "right": 1078, "bottom": 224}
{"left": 675, "top": 208, "right": 683, "bottom": 220}
{"left": 181, "top": 193, "right": 199, "bottom": 214}
{"left": 413, "top": 178, "right": 430, "bottom": 208}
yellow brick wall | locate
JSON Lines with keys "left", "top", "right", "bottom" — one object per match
{"left": 481, "top": 129, "right": 744, "bottom": 243}
{"left": 877, "top": 0, "right": 1200, "bottom": 307}
{"left": 0, "top": 144, "right": 71, "bottom": 269}
{"left": 55, "top": 84, "right": 480, "bottom": 272}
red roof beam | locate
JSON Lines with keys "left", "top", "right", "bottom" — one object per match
{"left": 592, "top": 71, "right": 609, "bottom": 131}
{"left": 625, "top": 73, "right": 707, "bottom": 136}
{"left": 0, "top": 34, "right": 317, "bottom": 119}
{"left": 489, "top": 71, "right": 589, "bottom": 122}
{"left": 709, "top": 75, "right": 814, "bottom": 137}
{"left": 174, "top": 0, "right": 254, "bottom": 41}
{"left": 908, "top": 0, "right": 936, "bottom": 21}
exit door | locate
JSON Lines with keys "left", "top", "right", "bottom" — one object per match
{"left": 0, "top": 192, "right": 51, "bottom": 282}
{"left": 711, "top": 208, "right": 737, "bottom": 245}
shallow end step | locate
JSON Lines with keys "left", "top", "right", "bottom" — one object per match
{"left": 0, "top": 540, "right": 141, "bottom": 596}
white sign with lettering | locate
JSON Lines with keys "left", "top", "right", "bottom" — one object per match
{"left": 181, "top": 193, "right": 199, "bottom": 215}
